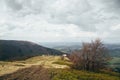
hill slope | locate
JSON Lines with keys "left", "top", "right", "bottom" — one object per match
{"left": 0, "top": 40, "right": 63, "bottom": 61}
{"left": 0, "top": 65, "right": 119, "bottom": 80}
{"left": 0, "top": 65, "right": 50, "bottom": 80}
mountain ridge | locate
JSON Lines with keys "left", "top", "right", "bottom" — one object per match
{"left": 0, "top": 40, "right": 64, "bottom": 61}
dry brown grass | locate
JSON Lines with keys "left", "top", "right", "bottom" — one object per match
{"left": 0, "top": 56, "right": 119, "bottom": 80}
{"left": 0, "top": 65, "right": 51, "bottom": 80}
{"left": 0, "top": 56, "right": 69, "bottom": 76}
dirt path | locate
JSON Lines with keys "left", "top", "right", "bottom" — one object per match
{"left": 0, "top": 56, "right": 69, "bottom": 76}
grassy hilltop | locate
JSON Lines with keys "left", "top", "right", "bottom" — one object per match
{"left": 0, "top": 56, "right": 119, "bottom": 80}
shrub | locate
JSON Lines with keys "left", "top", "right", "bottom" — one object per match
{"left": 69, "top": 39, "right": 110, "bottom": 71}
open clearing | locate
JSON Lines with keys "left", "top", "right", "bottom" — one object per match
{"left": 0, "top": 56, "right": 69, "bottom": 76}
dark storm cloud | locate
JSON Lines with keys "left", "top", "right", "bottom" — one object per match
{"left": 1, "top": 0, "right": 101, "bottom": 31}
{"left": 5, "top": 0, "right": 23, "bottom": 11}
{"left": 99, "top": 0, "right": 120, "bottom": 15}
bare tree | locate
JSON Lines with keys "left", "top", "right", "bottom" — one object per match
{"left": 69, "top": 39, "right": 110, "bottom": 71}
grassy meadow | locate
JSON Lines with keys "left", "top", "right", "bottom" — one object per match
{"left": 0, "top": 55, "right": 119, "bottom": 80}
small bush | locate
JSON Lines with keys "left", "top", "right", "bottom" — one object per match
{"left": 69, "top": 39, "right": 110, "bottom": 71}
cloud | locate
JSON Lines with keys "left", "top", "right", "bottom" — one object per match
{"left": 0, "top": 0, "right": 120, "bottom": 43}
{"left": 5, "top": 0, "right": 23, "bottom": 11}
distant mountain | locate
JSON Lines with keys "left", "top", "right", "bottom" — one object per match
{"left": 105, "top": 44, "right": 120, "bottom": 57}
{"left": 48, "top": 43, "right": 120, "bottom": 57}
{"left": 0, "top": 40, "right": 64, "bottom": 61}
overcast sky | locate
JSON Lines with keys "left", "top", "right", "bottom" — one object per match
{"left": 0, "top": 0, "right": 120, "bottom": 43}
